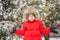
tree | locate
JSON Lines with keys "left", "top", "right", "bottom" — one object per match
{"left": 0, "top": 0, "right": 60, "bottom": 40}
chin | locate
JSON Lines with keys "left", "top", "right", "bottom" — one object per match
{"left": 29, "top": 19, "right": 34, "bottom": 21}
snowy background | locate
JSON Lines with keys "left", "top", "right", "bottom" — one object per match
{"left": 10, "top": 37, "right": 60, "bottom": 40}
{"left": 0, "top": 0, "right": 60, "bottom": 40}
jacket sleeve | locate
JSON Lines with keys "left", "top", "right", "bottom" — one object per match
{"left": 39, "top": 20, "right": 51, "bottom": 35}
{"left": 14, "top": 22, "right": 27, "bottom": 36}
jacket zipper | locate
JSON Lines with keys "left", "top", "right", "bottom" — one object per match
{"left": 30, "top": 23, "right": 33, "bottom": 40}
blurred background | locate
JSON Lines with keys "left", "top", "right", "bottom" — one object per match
{"left": 0, "top": 0, "right": 60, "bottom": 40}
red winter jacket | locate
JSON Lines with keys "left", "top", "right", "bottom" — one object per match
{"left": 15, "top": 20, "right": 51, "bottom": 40}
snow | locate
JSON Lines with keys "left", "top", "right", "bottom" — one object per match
{"left": 42, "top": 37, "right": 60, "bottom": 40}
{"left": 16, "top": 37, "right": 60, "bottom": 40}
{"left": 49, "top": 38, "right": 60, "bottom": 40}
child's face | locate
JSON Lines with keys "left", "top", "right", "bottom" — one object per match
{"left": 28, "top": 15, "right": 35, "bottom": 21}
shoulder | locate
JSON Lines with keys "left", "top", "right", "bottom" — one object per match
{"left": 36, "top": 20, "right": 43, "bottom": 22}
{"left": 22, "top": 21, "right": 28, "bottom": 25}
{"left": 36, "top": 20, "right": 44, "bottom": 25}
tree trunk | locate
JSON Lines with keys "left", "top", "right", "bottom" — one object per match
{"left": 45, "top": 35, "right": 49, "bottom": 40}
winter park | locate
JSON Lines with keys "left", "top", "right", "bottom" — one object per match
{"left": 0, "top": 0, "right": 60, "bottom": 40}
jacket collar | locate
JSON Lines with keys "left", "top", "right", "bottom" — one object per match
{"left": 27, "top": 20, "right": 36, "bottom": 23}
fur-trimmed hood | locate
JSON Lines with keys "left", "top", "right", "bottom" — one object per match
{"left": 22, "top": 6, "right": 40, "bottom": 22}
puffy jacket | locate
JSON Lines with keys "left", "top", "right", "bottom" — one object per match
{"left": 15, "top": 20, "right": 51, "bottom": 40}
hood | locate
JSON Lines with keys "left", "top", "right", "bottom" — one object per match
{"left": 22, "top": 6, "right": 40, "bottom": 22}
